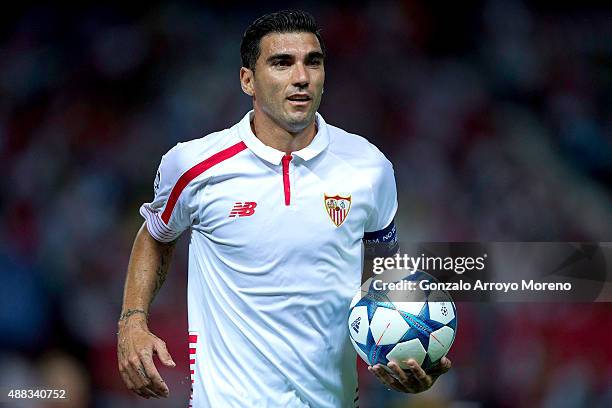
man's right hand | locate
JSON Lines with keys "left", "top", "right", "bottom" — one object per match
{"left": 117, "top": 311, "right": 176, "bottom": 399}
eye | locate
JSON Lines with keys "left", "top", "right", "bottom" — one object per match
{"left": 273, "top": 60, "right": 291, "bottom": 67}
{"left": 307, "top": 59, "right": 322, "bottom": 67}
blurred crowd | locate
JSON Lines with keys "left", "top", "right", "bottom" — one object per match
{"left": 0, "top": 1, "right": 610, "bottom": 407}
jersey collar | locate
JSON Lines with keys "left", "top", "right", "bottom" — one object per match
{"left": 237, "top": 110, "right": 330, "bottom": 165}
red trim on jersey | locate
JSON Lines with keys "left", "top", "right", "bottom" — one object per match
{"left": 161, "top": 141, "right": 247, "bottom": 223}
{"left": 189, "top": 331, "right": 198, "bottom": 403}
{"left": 282, "top": 154, "right": 292, "bottom": 206}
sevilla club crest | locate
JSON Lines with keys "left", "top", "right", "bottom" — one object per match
{"left": 324, "top": 194, "right": 352, "bottom": 227}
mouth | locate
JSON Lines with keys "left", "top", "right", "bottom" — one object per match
{"left": 286, "top": 94, "right": 312, "bottom": 105}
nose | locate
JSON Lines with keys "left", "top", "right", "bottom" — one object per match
{"left": 292, "top": 62, "right": 309, "bottom": 88}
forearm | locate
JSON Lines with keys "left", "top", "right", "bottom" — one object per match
{"left": 120, "top": 222, "right": 176, "bottom": 321}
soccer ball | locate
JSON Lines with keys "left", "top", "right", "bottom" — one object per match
{"left": 348, "top": 270, "right": 457, "bottom": 371}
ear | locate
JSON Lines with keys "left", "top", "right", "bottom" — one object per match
{"left": 240, "top": 67, "right": 255, "bottom": 97}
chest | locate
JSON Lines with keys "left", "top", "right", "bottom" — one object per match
{"left": 192, "top": 157, "right": 372, "bottom": 253}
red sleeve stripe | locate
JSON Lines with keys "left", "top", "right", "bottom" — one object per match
{"left": 161, "top": 141, "right": 247, "bottom": 224}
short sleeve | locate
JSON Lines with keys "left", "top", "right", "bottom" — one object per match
{"left": 364, "top": 157, "right": 398, "bottom": 233}
{"left": 139, "top": 148, "right": 193, "bottom": 243}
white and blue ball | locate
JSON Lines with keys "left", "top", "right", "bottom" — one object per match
{"left": 348, "top": 271, "right": 457, "bottom": 370}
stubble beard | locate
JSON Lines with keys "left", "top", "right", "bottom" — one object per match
{"left": 283, "top": 109, "right": 316, "bottom": 133}
{"left": 257, "top": 90, "right": 322, "bottom": 134}
{"left": 282, "top": 94, "right": 322, "bottom": 134}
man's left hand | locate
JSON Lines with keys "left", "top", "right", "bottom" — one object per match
{"left": 368, "top": 357, "right": 451, "bottom": 393}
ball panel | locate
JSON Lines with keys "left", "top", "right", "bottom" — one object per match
{"left": 428, "top": 300, "right": 455, "bottom": 325}
{"left": 393, "top": 301, "right": 426, "bottom": 316}
{"left": 369, "top": 307, "right": 409, "bottom": 346}
{"left": 350, "top": 337, "right": 371, "bottom": 365}
{"left": 399, "top": 311, "right": 436, "bottom": 339}
{"left": 427, "top": 326, "right": 455, "bottom": 363}
{"left": 446, "top": 316, "right": 458, "bottom": 331}
{"left": 399, "top": 327, "right": 430, "bottom": 351}
{"left": 349, "top": 289, "right": 363, "bottom": 308}
{"left": 371, "top": 344, "right": 397, "bottom": 366}
{"left": 348, "top": 306, "right": 369, "bottom": 345}
{"left": 386, "top": 338, "right": 426, "bottom": 368}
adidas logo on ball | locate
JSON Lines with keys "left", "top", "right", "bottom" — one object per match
{"left": 351, "top": 317, "right": 361, "bottom": 333}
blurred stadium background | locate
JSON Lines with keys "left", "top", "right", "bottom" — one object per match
{"left": 0, "top": 1, "right": 611, "bottom": 407}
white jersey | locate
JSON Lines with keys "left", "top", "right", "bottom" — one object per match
{"left": 140, "top": 111, "right": 398, "bottom": 408}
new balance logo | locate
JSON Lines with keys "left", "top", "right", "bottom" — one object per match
{"left": 229, "top": 202, "right": 257, "bottom": 217}
{"left": 351, "top": 317, "right": 361, "bottom": 333}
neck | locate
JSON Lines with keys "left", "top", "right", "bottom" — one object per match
{"left": 251, "top": 110, "right": 317, "bottom": 154}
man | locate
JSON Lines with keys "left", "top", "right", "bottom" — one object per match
{"left": 117, "top": 10, "right": 451, "bottom": 407}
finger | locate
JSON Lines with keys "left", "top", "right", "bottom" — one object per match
{"left": 432, "top": 357, "right": 452, "bottom": 375}
{"left": 390, "top": 361, "right": 425, "bottom": 393}
{"left": 136, "top": 364, "right": 162, "bottom": 398}
{"left": 406, "top": 359, "right": 432, "bottom": 390}
{"left": 372, "top": 365, "right": 406, "bottom": 392}
{"left": 368, "top": 366, "right": 393, "bottom": 389}
{"left": 118, "top": 356, "right": 133, "bottom": 388}
{"left": 387, "top": 361, "right": 409, "bottom": 384}
{"left": 141, "top": 386, "right": 160, "bottom": 399}
{"left": 380, "top": 364, "right": 417, "bottom": 393}
{"left": 137, "top": 385, "right": 158, "bottom": 399}
{"left": 140, "top": 349, "right": 169, "bottom": 397}
{"left": 124, "top": 366, "right": 151, "bottom": 398}
{"left": 118, "top": 342, "right": 159, "bottom": 398}
{"left": 128, "top": 357, "right": 149, "bottom": 387}
{"left": 119, "top": 368, "right": 137, "bottom": 393}
{"left": 424, "top": 357, "right": 452, "bottom": 384}
{"left": 154, "top": 340, "right": 176, "bottom": 367}
{"left": 127, "top": 356, "right": 160, "bottom": 398}
{"left": 125, "top": 360, "right": 145, "bottom": 389}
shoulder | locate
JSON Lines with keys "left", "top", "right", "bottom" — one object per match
{"left": 159, "top": 126, "right": 243, "bottom": 178}
{"left": 326, "top": 123, "right": 393, "bottom": 170}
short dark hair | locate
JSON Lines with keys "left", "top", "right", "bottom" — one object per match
{"left": 240, "top": 10, "right": 326, "bottom": 71}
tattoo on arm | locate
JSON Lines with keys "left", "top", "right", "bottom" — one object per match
{"left": 152, "top": 244, "right": 173, "bottom": 300}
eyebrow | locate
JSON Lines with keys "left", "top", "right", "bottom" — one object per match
{"left": 266, "top": 53, "right": 293, "bottom": 63}
{"left": 266, "top": 51, "right": 325, "bottom": 63}
{"left": 305, "top": 51, "right": 325, "bottom": 61}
